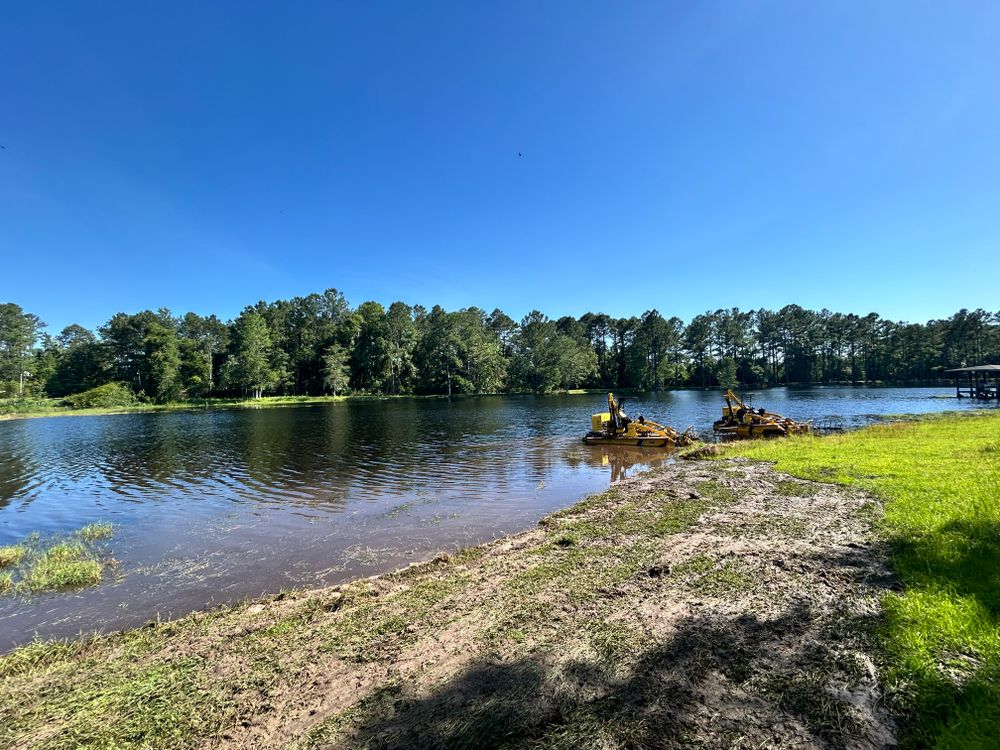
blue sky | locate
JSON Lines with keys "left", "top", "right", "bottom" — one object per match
{"left": 2, "top": 2, "right": 998, "bottom": 333}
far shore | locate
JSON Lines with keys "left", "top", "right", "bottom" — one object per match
{"left": 0, "top": 381, "right": 963, "bottom": 423}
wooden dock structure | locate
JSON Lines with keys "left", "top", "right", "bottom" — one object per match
{"left": 946, "top": 365, "right": 1000, "bottom": 400}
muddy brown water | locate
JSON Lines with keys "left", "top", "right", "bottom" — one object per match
{"left": 0, "top": 387, "right": 990, "bottom": 649}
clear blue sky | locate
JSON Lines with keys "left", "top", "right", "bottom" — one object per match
{"left": 2, "top": 2, "right": 998, "bottom": 333}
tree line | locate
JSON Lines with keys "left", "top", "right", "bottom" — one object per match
{"left": 1, "top": 294, "right": 997, "bottom": 402}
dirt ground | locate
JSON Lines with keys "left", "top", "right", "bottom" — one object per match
{"left": 2, "top": 458, "right": 898, "bottom": 750}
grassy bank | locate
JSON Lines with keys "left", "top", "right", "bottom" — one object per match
{"left": 726, "top": 411, "right": 1000, "bottom": 748}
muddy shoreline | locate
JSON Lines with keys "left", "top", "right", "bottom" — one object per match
{"left": 1, "top": 456, "right": 899, "bottom": 749}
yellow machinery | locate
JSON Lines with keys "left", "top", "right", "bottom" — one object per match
{"left": 584, "top": 393, "right": 696, "bottom": 448}
{"left": 713, "top": 389, "right": 810, "bottom": 439}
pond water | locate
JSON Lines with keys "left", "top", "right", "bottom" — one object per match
{"left": 0, "top": 386, "right": 990, "bottom": 648}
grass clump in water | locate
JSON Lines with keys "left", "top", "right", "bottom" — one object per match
{"left": 0, "top": 524, "right": 116, "bottom": 595}
{"left": 0, "top": 545, "right": 27, "bottom": 568}
{"left": 77, "top": 522, "right": 114, "bottom": 542}
{"left": 726, "top": 411, "right": 1000, "bottom": 748}
{"left": 22, "top": 543, "right": 103, "bottom": 592}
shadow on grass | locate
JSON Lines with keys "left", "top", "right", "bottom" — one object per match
{"left": 892, "top": 519, "right": 1000, "bottom": 612}
{"left": 331, "top": 602, "right": 889, "bottom": 750}
{"left": 883, "top": 519, "right": 1000, "bottom": 748}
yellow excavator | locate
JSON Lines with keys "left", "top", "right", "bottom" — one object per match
{"left": 584, "top": 393, "right": 696, "bottom": 448}
{"left": 713, "top": 390, "right": 810, "bottom": 439}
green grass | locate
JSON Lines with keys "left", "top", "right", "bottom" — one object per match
{"left": 694, "top": 479, "right": 736, "bottom": 503}
{"left": 725, "top": 411, "right": 1000, "bottom": 749}
{"left": 0, "top": 630, "right": 225, "bottom": 749}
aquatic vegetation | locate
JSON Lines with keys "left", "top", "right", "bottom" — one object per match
{"left": 22, "top": 544, "right": 103, "bottom": 592}
{"left": 77, "top": 522, "right": 114, "bottom": 542}
{"left": 0, "top": 545, "right": 26, "bottom": 568}
{"left": 0, "top": 524, "right": 115, "bottom": 596}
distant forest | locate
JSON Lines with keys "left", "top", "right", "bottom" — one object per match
{"left": 1, "top": 292, "right": 998, "bottom": 402}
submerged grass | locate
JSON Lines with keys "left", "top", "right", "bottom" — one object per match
{"left": 77, "top": 522, "right": 114, "bottom": 542}
{"left": 0, "top": 544, "right": 27, "bottom": 568}
{"left": 22, "top": 544, "right": 103, "bottom": 592}
{"left": 726, "top": 411, "right": 1000, "bottom": 748}
{"left": 0, "top": 525, "right": 115, "bottom": 595}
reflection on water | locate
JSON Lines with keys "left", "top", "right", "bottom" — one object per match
{"left": 0, "top": 387, "right": 990, "bottom": 648}
{"left": 579, "top": 446, "right": 671, "bottom": 483}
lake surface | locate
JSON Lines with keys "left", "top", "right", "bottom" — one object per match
{"left": 0, "top": 386, "right": 990, "bottom": 648}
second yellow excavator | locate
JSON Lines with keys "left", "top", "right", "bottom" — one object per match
{"left": 584, "top": 393, "right": 696, "bottom": 448}
{"left": 713, "top": 389, "right": 810, "bottom": 439}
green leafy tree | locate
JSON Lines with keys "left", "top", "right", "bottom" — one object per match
{"left": 350, "top": 301, "right": 392, "bottom": 393}
{"left": 221, "top": 310, "right": 283, "bottom": 399}
{"left": 487, "top": 309, "right": 518, "bottom": 359}
{"left": 99, "top": 309, "right": 173, "bottom": 394}
{"left": 452, "top": 308, "right": 507, "bottom": 393}
{"left": 630, "top": 310, "right": 673, "bottom": 389}
{"left": 715, "top": 356, "right": 739, "bottom": 390}
{"left": 511, "top": 311, "right": 596, "bottom": 393}
{"left": 322, "top": 344, "right": 351, "bottom": 397}
{"left": 4, "top": 290, "right": 998, "bottom": 399}
{"left": 386, "top": 301, "right": 418, "bottom": 394}
{"left": 684, "top": 313, "right": 713, "bottom": 387}
{"left": 179, "top": 312, "right": 229, "bottom": 391}
{"left": 610, "top": 317, "right": 639, "bottom": 388}
{"left": 179, "top": 338, "right": 212, "bottom": 397}
{"left": 144, "top": 322, "right": 182, "bottom": 403}
{"left": 46, "top": 324, "right": 109, "bottom": 397}
{"left": 415, "top": 306, "right": 463, "bottom": 396}
{"left": 581, "top": 312, "right": 614, "bottom": 387}
{"left": 0, "top": 303, "right": 45, "bottom": 397}
{"left": 30, "top": 335, "right": 61, "bottom": 395}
